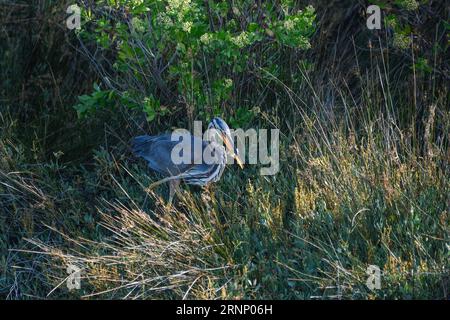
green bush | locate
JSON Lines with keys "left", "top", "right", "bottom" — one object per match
{"left": 75, "top": 0, "right": 316, "bottom": 123}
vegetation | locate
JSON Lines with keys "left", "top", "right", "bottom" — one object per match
{"left": 0, "top": 0, "right": 448, "bottom": 299}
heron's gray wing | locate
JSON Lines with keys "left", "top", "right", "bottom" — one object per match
{"left": 131, "top": 133, "right": 213, "bottom": 177}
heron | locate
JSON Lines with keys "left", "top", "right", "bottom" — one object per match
{"left": 131, "top": 117, "right": 244, "bottom": 205}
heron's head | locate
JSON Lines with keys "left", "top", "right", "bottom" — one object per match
{"left": 208, "top": 117, "right": 244, "bottom": 169}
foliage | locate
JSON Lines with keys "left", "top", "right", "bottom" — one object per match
{"left": 0, "top": 0, "right": 448, "bottom": 300}
{"left": 75, "top": 0, "right": 316, "bottom": 123}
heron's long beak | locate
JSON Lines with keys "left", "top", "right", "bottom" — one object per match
{"left": 222, "top": 134, "right": 244, "bottom": 169}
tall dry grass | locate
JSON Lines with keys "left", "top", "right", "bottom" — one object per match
{"left": 2, "top": 62, "right": 448, "bottom": 299}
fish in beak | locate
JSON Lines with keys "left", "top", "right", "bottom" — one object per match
{"left": 233, "top": 153, "right": 244, "bottom": 169}
{"left": 222, "top": 134, "right": 244, "bottom": 169}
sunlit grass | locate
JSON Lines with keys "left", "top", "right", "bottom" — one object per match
{"left": 1, "top": 68, "right": 448, "bottom": 299}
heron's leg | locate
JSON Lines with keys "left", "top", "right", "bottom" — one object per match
{"left": 173, "top": 179, "right": 181, "bottom": 195}
{"left": 148, "top": 176, "right": 173, "bottom": 190}
{"left": 168, "top": 179, "right": 181, "bottom": 206}
{"left": 146, "top": 176, "right": 178, "bottom": 196}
